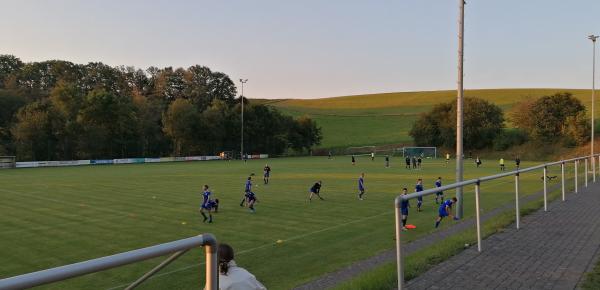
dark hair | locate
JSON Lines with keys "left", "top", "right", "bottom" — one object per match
{"left": 452, "top": 197, "right": 458, "bottom": 202}
{"left": 218, "top": 243, "right": 234, "bottom": 275}
{"left": 402, "top": 187, "right": 407, "bottom": 191}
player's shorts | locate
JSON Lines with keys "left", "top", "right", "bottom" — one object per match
{"left": 264, "top": 172, "right": 270, "bottom": 177}
{"left": 417, "top": 196, "right": 423, "bottom": 202}
{"left": 247, "top": 196, "right": 256, "bottom": 202}
{"left": 436, "top": 191, "right": 443, "bottom": 196}
{"left": 201, "top": 203, "right": 211, "bottom": 210}
{"left": 438, "top": 208, "right": 449, "bottom": 217}
{"left": 401, "top": 208, "right": 409, "bottom": 215}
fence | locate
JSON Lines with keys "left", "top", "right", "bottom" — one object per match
{"left": 10, "top": 154, "right": 269, "bottom": 169}
{"left": 394, "top": 154, "right": 600, "bottom": 289}
{"left": 0, "top": 234, "right": 218, "bottom": 290}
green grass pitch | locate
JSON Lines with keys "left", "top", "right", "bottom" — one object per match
{"left": 0, "top": 156, "right": 573, "bottom": 289}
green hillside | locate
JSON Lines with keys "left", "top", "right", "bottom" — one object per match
{"left": 257, "top": 89, "right": 596, "bottom": 148}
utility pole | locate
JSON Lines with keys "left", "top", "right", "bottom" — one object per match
{"left": 589, "top": 35, "right": 598, "bottom": 181}
{"left": 456, "top": 0, "right": 465, "bottom": 218}
{"left": 239, "top": 79, "right": 248, "bottom": 161}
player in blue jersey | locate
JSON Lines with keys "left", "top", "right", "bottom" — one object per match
{"left": 200, "top": 185, "right": 214, "bottom": 223}
{"left": 358, "top": 173, "right": 366, "bottom": 200}
{"left": 308, "top": 181, "right": 323, "bottom": 202}
{"left": 415, "top": 178, "right": 424, "bottom": 212}
{"left": 435, "top": 197, "right": 458, "bottom": 228}
{"left": 263, "top": 164, "right": 271, "bottom": 185}
{"left": 240, "top": 176, "right": 253, "bottom": 207}
{"left": 434, "top": 177, "right": 444, "bottom": 204}
{"left": 246, "top": 190, "right": 257, "bottom": 213}
{"left": 400, "top": 188, "right": 410, "bottom": 231}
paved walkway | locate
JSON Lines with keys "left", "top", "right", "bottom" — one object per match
{"left": 293, "top": 181, "right": 562, "bottom": 290}
{"left": 407, "top": 182, "right": 600, "bottom": 290}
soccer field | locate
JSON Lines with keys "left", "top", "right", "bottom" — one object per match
{"left": 0, "top": 156, "right": 570, "bottom": 289}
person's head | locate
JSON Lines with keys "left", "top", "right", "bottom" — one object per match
{"left": 203, "top": 184, "right": 209, "bottom": 191}
{"left": 318, "top": 180, "right": 322, "bottom": 185}
{"left": 361, "top": 173, "right": 364, "bottom": 177}
{"left": 265, "top": 164, "right": 268, "bottom": 167}
{"left": 218, "top": 243, "right": 235, "bottom": 275}
{"left": 402, "top": 187, "right": 408, "bottom": 194}
{"left": 247, "top": 176, "right": 252, "bottom": 181}
{"left": 417, "top": 178, "right": 422, "bottom": 182}
{"left": 452, "top": 197, "right": 458, "bottom": 202}
{"left": 438, "top": 177, "right": 442, "bottom": 180}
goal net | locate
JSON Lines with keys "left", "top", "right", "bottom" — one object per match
{"left": 397, "top": 147, "right": 437, "bottom": 158}
{"left": 0, "top": 156, "right": 16, "bottom": 169}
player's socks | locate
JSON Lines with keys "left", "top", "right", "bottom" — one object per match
{"left": 402, "top": 218, "right": 407, "bottom": 227}
{"left": 435, "top": 221, "right": 440, "bottom": 228}
{"left": 240, "top": 198, "right": 245, "bottom": 207}
{"left": 201, "top": 212, "right": 208, "bottom": 222}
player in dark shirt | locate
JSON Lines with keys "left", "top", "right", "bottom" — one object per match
{"left": 385, "top": 155, "right": 390, "bottom": 168}
{"left": 434, "top": 177, "right": 444, "bottom": 204}
{"left": 515, "top": 156, "right": 521, "bottom": 169}
{"left": 417, "top": 157, "right": 422, "bottom": 169}
{"left": 405, "top": 156, "right": 411, "bottom": 169}
{"left": 263, "top": 164, "right": 271, "bottom": 184}
{"left": 309, "top": 181, "right": 324, "bottom": 202}
{"left": 415, "top": 178, "right": 424, "bottom": 212}
{"left": 351, "top": 155, "right": 356, "bottom": 165}
{"left": 411, "top": 157, "right": 417, "bottom": 169}
{"left": 400, "top": 188, "right": 410, "bottom": 231}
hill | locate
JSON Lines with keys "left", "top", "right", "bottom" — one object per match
{"left": 254, "top": 89, "right": 595, "bottom": 149}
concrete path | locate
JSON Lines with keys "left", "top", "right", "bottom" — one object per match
{"left": 407, "top": 182, "right": 600, "bottom": 290}
{"left": 293, "top": 181, "right": 562, "bottom": 290}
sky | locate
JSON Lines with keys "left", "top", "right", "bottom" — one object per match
{"left": 1, "top": 0, "right": 600, "bottom": 99}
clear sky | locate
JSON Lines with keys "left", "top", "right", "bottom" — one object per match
{"left": 2, "top": 0, "right": 599, "bottom": 99}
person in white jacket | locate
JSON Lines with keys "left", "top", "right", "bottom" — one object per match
{"left": 218, "top": 244, "right": 266, "bottom": 290}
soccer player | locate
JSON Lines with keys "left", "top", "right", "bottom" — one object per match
{"left": 476, "top": 156, "right": 482, "bottom": 168}
{"left": 200, "top": 185, "right": 214, "bottom": 223}
{"left": 499, "top": 158, "right": 505, "bottom": 171}
{"left": 358, "top": 173, "right": 366, "bottom": 200}
{"left": 415, "top": 178, "right": 424, "bottom": 212}
{"left": 434, "top": 177, "right": 444, "bottom": 204}
{"left": 263, "top": 164, "right": 271, "bottom": 184}
{"left": 371, "top": 152, "right": 375, "bottom": 161}
{"left": 308, "top": 181, "right": 324, "bottom": 201}
{"left": 412, "top": 156, "right": 417, "bottom": 169}
{"left": 328, "top": 151, "right": 332, "bottom": 159}
{"left": 417, "top": 156, "right": 422, "bottom": 169}
{"left": 240, "top": 176, "right": 253, "bottom": 207}
{"left": 515, "top": 156, "right": 521, "bottom": 169}
{"left": 351, "top": 155, "right": 356, "bottom": 165}
{"left": 385, "top": 155, "right": 390, "bottom": 168}
{"left": 246, "top": 190, "right": 258, "bottom": 213}
{"left": 435, "top": 197, "right": 458, "bottom": 228}
{"left": 405, "top": 156, "right": 411, "bottom": 169}
{"left": 446, "top": 153, "right": 450, "bottom": 164}
{"left": 243, "top": 153, "right": 248, "bottom": 163}
{"left": 400, "top": 188, "right": 410, "bottom": 231}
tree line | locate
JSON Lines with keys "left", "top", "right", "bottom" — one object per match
{"left": 410, "top": 92, "right": 591, "bottom": 151}
{"left": 0, "top": 55, "right": 321, "bottom": 161}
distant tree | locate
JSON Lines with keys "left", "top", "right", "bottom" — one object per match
{"left": 77, "top": 89, "right": 139, "bottom": 158}
{"left": 162, "top": 98, "right": 200, "bottom": 156}
{"left": 11, "top": 101, "right": 56, "bottom": 160}
{"left": 512, "top": 92, "right": 587, "bottom": 143}
{"left": 0, "top": 55, "right": 23, "bottom": 88}
{"left": 410, "top": 97, "right": 504, "bottom": 150}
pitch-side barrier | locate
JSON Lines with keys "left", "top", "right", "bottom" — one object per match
{"left": 0, "top": 234, "right": 218, "bottom": 290}
{"left": 394, "top": 154, "right": 600, "bottom": 289}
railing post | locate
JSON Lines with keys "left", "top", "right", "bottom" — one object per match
{"left": 205, "top": 241, "right": 218, "bottom": 290}
{"left": 593, "top": 156, "right": 596, "bottom": 183}
{"left": 475, "top": 180, "right": 482, "bottom": 252}
{"left": 543, "top": 166, "right": 548, "bottom": 212}
{"left": 515, "top": 172, "right": 520, "bottom": 230}
{"left": 585, "top": 158, "right": 589, "bottom": 187}
{"left": 575, "top": 160, "right": 578, "bottom": 193}
{"left": 395, "top": 197, "right": 404, "bottom": 290}
{"left": 562, "top": 162, "right": 566, "bottom": 201}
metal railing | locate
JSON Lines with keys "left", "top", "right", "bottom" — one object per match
{"left": 394, "top": 154, "right": 600, "bottom": 289}
{"left": 0, "top": 234, "right": 218, "bottom": 290}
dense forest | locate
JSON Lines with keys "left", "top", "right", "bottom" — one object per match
{"left": 0, "top": 55, "right": 321, "bottom": 161}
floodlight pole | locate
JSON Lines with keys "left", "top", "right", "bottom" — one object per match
{"left": 589, "top": 35, "right": 598, "bottom": 182}
{"left": 455, "top": 0, "right": 465, "bottom": 218}
{"left": 239, "top": 79, "right": 248, "bottom": 160}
